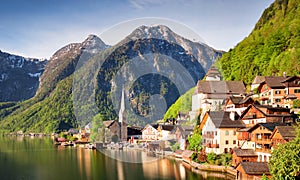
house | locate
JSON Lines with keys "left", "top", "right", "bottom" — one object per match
{"left": 141, "top": 124, "right": 159, "bottom": 141}
{"left": 255, "top": 75, "right": 300, "bottom": 108}
{"left": 270, "top": 125, "right": 296, "bottom": 148}
{"left": 247, "top": 123, "right": 286, "bottom": 162}
{"left": 157, "top": 124, "right": 175, "bottom": 140}
{"left": 258, "top": 76, "right": 287, "bottom": 106}
{"left": 281, "top": 76, "right": 300, "bottom": 108}
{"left": 182, "top": 150, "right": 195, "bottom": 164}
{"left": 251, "top": 76, "right": 266, "bottom": 92}
{"left": 239, "top": 104, "right": 292, "bottom": 127}
{"left": 232, "top": 148, "right": 257, "bottom": 167}
{"left": 173, "top": 125, "right": 194, "bottom": 150}
{"left": 190, "top": 80, "right": 246, "bottom": 120}
{"left": 224, "top": 96, "right": 255, "bottom": 115}
{"left": 199, "top": 111, "right": 245, "bottom": 154}
{"left": 236, "top": 162, "right": 270, "bottom": 180}
{"left": 103, "top": 120, "right": 127, "bottom": 142}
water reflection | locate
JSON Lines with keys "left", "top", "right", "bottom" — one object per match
{"left": 0, "top": 136, "right": 234, "bottom": 180}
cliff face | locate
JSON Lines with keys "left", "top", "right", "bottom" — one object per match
{"left": 0, "top": 51, "right": 47, "bottom": 101}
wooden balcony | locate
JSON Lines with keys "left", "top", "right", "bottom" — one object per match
{"left": 254, "top": 138, "right": 272, "bottom": 144}
{"left": 255, "top": 148, "right": 271, "bottom": 153}
{"left": 204, "top": 143, "right": 219, "bottom": 148}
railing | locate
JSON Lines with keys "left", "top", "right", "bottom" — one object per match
{"left": 255, "top": 138, "right": 272, "bottom": 144}
{"left": 255, "top": 148, "right": 271, "bottom": 153}
{"left": 202, "top": 134, "right": 215, "bottom": 139}
{"left": 204, "top": 143, "right": 219, "bottom": 148}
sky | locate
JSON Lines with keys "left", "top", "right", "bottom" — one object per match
{"left": 0, "top": 0, "right": 274, "bottom": 59}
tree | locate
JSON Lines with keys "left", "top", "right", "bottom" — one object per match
{"left": 187, "top": 130, "right": 202, "bottom": 152}
{"left": 293, "top": 100, "right": 300, "bottom": 108}
{"left": 269, "top": 124, "right": 300, "bottom": 179}
{"left": 90, "top": 114, "right": 105, "bottom": 142}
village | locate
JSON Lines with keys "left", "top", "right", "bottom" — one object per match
{"left": 49, "top": 66, "right": 300, "bottom": 180}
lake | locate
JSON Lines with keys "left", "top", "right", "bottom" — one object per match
{"left": 0, "top": 136, "right": 234, "bottom": 180}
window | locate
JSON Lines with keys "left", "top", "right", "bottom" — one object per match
{"left": 225, "top": 140, "right": 229, "bottom": 145}
{"left": 275, "top": 99, "right": 281, "bottom": 102}
{"left": 233, "top": 131, "right": 236, "bottom": 135}
{"left": 225, "top": 131, "right": 229, "bottom": 135}
{"left": 215, "top": 131, "right": 217, "bottom": 136}
{"left": 294, "top": 89, "right": 300, "bottom": 93}
{"left": 233, "top": 140, "right": 236, "bottom": 144}
{"left": 275, "top": 90, "right": 281, "bottom": 94}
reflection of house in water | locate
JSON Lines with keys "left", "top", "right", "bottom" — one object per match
{"left": 142, "top": 158, "right": 183, "bottom": 180}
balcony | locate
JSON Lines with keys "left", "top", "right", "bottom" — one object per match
{"left": 255, "top": 148, "right": 271, "bottom": 153}
{"left": 204, "top": 143, "right": 219, "bottom": 148}
{"left": 202, "top": 134, "right": 215, "bottom": 139}
{"left": 255, "top": 138, "right": 271, "bottom": 144}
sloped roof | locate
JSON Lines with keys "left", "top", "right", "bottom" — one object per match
{"left": 195, "top": 81, "right": 246, "bottom": 94}
{"left": 281, "top": 75, "right": 299, "bottom": 82}
{"left": 239, "top": 162, "right": 270, "bottom": 175}
{"left": 248, "top": 122, "right": 286, "bottom": 133}
{"left": 252, "top": 76, "right": 265, "bottom": 85}
{"left": 264, "top": 76, "right": 286, "bottom": 88}
{"left": 141, "top": 124, "right": 159, "bottom": 132}
{"left": 240, "top": 104, "right": 291, "bottom": 119}
{"left": 273, "top": 126, "right": 296, "bottom": 140}
{"left": 160, "top": 124, "right": 175, "bottom": 131}
{"left": 177, "top": 125, "right": 194, "bottom": 138}
{"left": 233, "top": 148, "right": 257, "bottom": 157}
{"left": 208, "top": 111, "right": 245, "bottom": 128}
{"left": 103, "top": 120, "right": 117, "bottom": 128}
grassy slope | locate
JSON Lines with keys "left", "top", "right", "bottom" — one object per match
{"left": 217, "top": 0, "right": 300, "bottom": 85}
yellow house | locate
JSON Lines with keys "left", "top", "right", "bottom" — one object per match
{"left": 199, "top": 111, "right": 245, "bottom": 154}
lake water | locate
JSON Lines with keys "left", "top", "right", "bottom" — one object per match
{"left": 0, "top": 136, "right": 235, "bottom": 180}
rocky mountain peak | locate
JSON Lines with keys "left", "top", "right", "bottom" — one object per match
{"left": 81, "top": 34, "right": 109, "bottom": 53}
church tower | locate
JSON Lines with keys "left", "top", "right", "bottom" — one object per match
{"left": 119, "top": 89, "right": 127, "bottom": 142}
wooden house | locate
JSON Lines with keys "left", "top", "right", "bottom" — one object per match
{"left": 254, "top": 75, "right": 300, "bottom": 108}
{"left": 224, "top": 96, "right": 254, "bottom": 115}
{"left": 239, "top": 104, "right": 292, "bottom": 127}
{"left": 247, "top": 123, "right": 285, "bottom": 162}
{"left": 270, "top": 125, "right": 296, "bottom": 148}
{"left": 232, "top": 148, "right": 257, "bottom": 167}
{"left": 236, "top": 162, "right": 270, "bottom": 180}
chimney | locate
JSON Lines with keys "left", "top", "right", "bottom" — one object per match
{"left": 283, "top": 72, "right": 287, "bottom": 78}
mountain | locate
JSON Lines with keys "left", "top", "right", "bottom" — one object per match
{"left": 0, "top": 35, "right": 109, "bottom": 133}
{"left": 0, "top": 51, "right": 47, "bottom": 102}
{"left": 36, "top": 34, "right": 109, "bottom": 99}
{"left": 217, "top": 0, "right": 300, "bottom": 85}
{"left": 0, "top": 25, "right": 222, "bottom": 133}
{"left": 81, "top": 25, "right": 223, "bottom": 126}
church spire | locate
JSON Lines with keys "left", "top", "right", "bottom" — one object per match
{"left": 119, "top": 89, "right": 126, "bottom": 123}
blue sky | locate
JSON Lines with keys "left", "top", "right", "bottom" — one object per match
{"left": 0, "top": 0, "right": 273, "bottom": 58}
